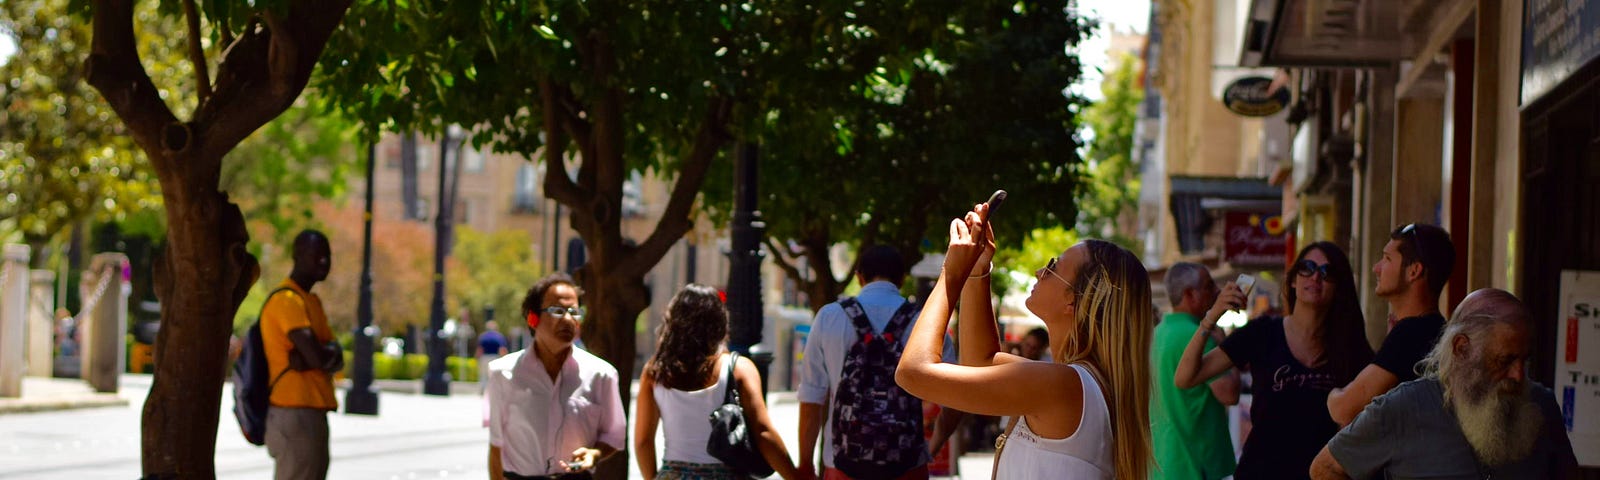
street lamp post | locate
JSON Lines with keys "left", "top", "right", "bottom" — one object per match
{"left": 423, "top": 130, "right": 460, "bottom": 396}
{"left": 345, "top": 141, "right": 380, "bottom": 415}
{"left": 725, "top": 142, "right": 772, "bottom": 394}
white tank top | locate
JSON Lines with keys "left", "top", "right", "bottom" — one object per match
{"left": 652, "top": 354, "right": 730, "bottom": 465}
{"left": 994, "top": 363, "right": 1115, "bottom": 480}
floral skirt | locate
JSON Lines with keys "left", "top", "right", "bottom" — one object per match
{"left": 658, "top": 460, "right": 738, "bottom": 480}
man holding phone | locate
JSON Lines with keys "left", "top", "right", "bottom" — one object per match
{"left": 487, "top": 273, "right": 625, "bottom": 480}
{"left": 1150, "top": 262, "right": 1240, "bottom": 480}
{"left": 1326, "top": 223, "right": 1455, "bottom": 426}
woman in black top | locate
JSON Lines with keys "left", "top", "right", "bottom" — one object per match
{"left": 1174, "top": 242, "right": 1374, "bottom": 479}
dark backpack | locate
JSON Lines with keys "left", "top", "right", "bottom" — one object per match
{"left": 830, "top": 297, "right": 926, "bottom": 478}
{"left": 232, "top": 288, "right": 295, "bottom": 446}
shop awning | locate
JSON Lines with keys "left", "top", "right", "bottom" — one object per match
{"left": 1169, "top": 176, "right": 1282, "bottom": 255}
{"left": 1239, "top": 0, "right": 1421, "bottom": 67}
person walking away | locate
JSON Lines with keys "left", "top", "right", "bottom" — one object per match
{"left": 633, "top": 284, "right": 801, "bottom": 480}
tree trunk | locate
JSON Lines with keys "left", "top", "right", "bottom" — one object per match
{"left": 140, "top": 173, "right": 258, "bottom": 477}
{"left": 573, "top": 264, "right": 648, "bottom": 480}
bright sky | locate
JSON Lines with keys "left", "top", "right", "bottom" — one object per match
{"left": 1073, "top": 0, "right": 1152, "bottom": 100}
{"left": 0, "top": 33, "right": 14, "bottom": 66}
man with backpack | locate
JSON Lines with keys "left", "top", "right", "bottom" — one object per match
{"left": 260, "top": 230, "right": 344, "bottom": 480}
{"left": 797, "top": 246, "right": 956, "bottom": 480}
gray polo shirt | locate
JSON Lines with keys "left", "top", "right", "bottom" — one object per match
{"left": 1327, "top": 377, "right": 1577, "bottom": 480}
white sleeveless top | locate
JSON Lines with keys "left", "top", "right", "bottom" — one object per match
{"left": 652, "top": 354, "right": 730, "bottom": 465}
{"left": 995, "top": 363, "right": 1114, "bottom": 480}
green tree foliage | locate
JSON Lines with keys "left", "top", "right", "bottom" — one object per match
{"left": 0, "top": 0, "right": 173, "bottom": 248}
{"left": 447, "top": 226, "right": 543, "bottom": 331}
{"left": 749, "top": 0, "right": 1093, "bottom": 311}
{"left": 315, "top": 5, "right": 990, "bottom": 447}
{"left": 1076, "top": 52, "right": 1143, "bottom": 251}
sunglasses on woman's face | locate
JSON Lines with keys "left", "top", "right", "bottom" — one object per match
{"left": 1295, "top": 260, "right": 1333, "bottom": 281}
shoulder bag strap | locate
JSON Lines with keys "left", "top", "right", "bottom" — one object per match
{"left": 991, "top": 415, "right": 1021, "bottom": 480}
{"left": 722, "top": 351, "right": 742, "bottom": 406}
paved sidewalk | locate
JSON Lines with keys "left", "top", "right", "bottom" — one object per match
{"left": 0, "top": 376, "right": 127, "bottom": 414}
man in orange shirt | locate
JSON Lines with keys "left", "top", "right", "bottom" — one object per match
{"left": 262, "top": 230, "right": 344, "bottom": 480}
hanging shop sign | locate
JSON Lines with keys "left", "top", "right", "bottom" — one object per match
{"left": 1222, "top": 75, "right": 1291, "bottom": 117}
{"left": 1224, "top": 211, "right": 1288, "bottom": 267}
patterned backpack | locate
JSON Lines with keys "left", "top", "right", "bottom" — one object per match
{"left": 830, "top": 297, "right": 927, "bottom": 478}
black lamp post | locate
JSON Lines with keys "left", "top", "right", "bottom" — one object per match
{"left": 345, "top": 141, "right": 380, "bottom": 415}
{"left": 725, "top": 142, "right": 773, "bottom": 394}
{"left": 423, "top": 129, "right": 461, "bottom": 396}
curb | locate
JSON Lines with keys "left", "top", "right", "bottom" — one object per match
{"left": 0, "top": 394, "right": 129, "bottom": 415}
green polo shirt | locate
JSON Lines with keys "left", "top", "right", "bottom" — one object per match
{"left": 1150, "top": 312, "right": 1236, "bottom": 480}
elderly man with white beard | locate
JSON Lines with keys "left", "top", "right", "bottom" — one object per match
{"left": 1309, "top": 288, "right": 1579, "bottom": 479}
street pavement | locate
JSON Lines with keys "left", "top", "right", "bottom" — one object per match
{"left": 0, "top": 374, "right": 992, "bottom": 479}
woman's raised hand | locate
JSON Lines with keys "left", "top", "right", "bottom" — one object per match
{"left": 942, "top": 203, "right": 990, "bottom": 278}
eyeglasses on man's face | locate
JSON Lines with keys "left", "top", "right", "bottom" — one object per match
{"left": 543, "top": 306, "right": 586, "bottom": 320}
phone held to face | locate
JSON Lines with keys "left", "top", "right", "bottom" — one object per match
{"left": 1233, "top": 274, "right": 1256, "bottom": 311}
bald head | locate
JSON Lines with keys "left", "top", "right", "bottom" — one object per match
{"left": 1452, "top": 288, "right": 1529, "bottom": 327}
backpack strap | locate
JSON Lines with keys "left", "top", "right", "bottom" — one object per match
{"left": 880, "top": 302, "right": 918, "bottom": 340}
{"left": 838, "top": 297, "right": 876, "bottom": 339}
{"left": 260, "top": 287, "right": 303, "bottom": 388}
{"left": 840, "top": 297, "right": 917, "bottom": 345}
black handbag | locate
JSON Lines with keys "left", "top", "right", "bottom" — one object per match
{"left": 706, "top": 351, "right": 775, "bottom": 478}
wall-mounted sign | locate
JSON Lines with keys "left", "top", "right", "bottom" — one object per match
{"left": 1222, "top": 76, "right": 1291, "bottom": 117}
{"left": 1557, "top": 270, "right": 1600, "bottom": 467}
{"left": 1224, "top": 211, "right": 1288, "bottom": 267}
{"left": 1521, "top": 0, "right": 1600, "bottom": 107}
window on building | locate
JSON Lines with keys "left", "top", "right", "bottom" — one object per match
{"left": 463, "top": 146, "right": 485, "bottom": 173}
{"left": 512, "top": 164, "right": 539, "bottom": 214}
{"left": 621, "top": 171, "right": 645, "bottom": 218}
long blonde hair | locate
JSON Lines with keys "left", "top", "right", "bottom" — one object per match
{"left": 1054, "top": 239, "right": 1153, "bottom": 480}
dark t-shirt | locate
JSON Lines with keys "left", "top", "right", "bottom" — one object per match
{"left": 478, "top": 330, "right": 507, "bottom": 355}
{"left": 1372, "top": 313, "right": 1446, "bottom": 383}
{"left": 1220, "top": 317, "right": 1348, "bottom": 480}
{"left": 1328, "top": 378, "right": 1578, "bottom": 479}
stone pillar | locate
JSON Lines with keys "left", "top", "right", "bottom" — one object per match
{"left": 79, "top": 253, "right": 128, "bottom": 393}
{"left": 1, "top": 244, "right": 30, "bottom": 397}
{"left": 28, "top": 269, "right": 56, "bottom": 377}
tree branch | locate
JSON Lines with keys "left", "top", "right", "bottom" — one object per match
{"left": 765, "top": 237, "right": 805, "bottom": 284}
{"left": 539, "top": 77, "right": 588, "bottom": 208}
{"left": 619, "top": 97, "right": 733, "bottom": 279}
{"left": 193, "top": 0, "right": 352, "bottom": 165}
{"left": 84, "top": 0, "right": 181, "bottom": 170}
{"left": 182, "top": 0, "right": 212, "bottom": 102}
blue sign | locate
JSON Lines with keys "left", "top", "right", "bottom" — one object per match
{"left": 1522, "top": 0, "right": 1600, "bottom": 106}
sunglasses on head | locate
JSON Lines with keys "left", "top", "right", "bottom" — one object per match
{"left": 1400, "top": 223, "right": 1433, "bottom": 261}
{"left": 1295, "top": 260, "right": 1333, "bottom": 280}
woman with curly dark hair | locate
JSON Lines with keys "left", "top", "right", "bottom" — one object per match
{"left": 1175, "top": 241, "right": 1375, "bottom": 479}
{"left": 633, "top": 284, "right": 800, "bottom": 480}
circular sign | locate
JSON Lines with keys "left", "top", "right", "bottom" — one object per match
{"left": 1223, "top": 76, "right": 1291, "bottom": 117}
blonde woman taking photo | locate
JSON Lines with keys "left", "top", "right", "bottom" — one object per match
{"left": 897, "top": 203, "right": 1154, "bottom": 480}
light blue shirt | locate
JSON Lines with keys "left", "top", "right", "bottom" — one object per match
{"left": 797, "top": 281, "right": 955, "bottom": 468}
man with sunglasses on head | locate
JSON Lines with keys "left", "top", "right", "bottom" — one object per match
{"left": 486, "top": 273, "right": 626, "bottom": 480}
{"left": 1326, "top": 223, "right": 1455, "bottom": 427}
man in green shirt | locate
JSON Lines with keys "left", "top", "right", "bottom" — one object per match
{"left": 1151, "top": 262, "right": 1240, "bottom": 480}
